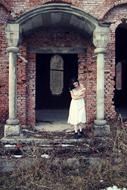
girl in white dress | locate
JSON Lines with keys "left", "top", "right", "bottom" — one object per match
{"left": 68, "top": 78, "right": 86, "bottom": 139}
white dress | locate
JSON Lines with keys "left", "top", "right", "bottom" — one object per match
{"left": 67, "top": 86, "right": 86, "bottom": 125}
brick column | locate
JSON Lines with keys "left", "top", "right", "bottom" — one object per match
{"left": 93, "top": 26, "right": 110, "bottom": 136}
{"left": 4, "top": 24, "right": 20, "bottom": 137}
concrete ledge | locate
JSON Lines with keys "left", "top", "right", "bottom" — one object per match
{"left": 93, "top": 124, "right": 110, "bottom": 136}
{"left": 4, "top": 124, "right": 20, "bottom": 137}
{"left": 94, "top": 119, "right": 107, "bottom": 126}
{"left": 1, "top": 136, "right": 89, "bottom": 145}
{"left": 6, "top": 119, "right": 19, "bottom": 125}
{"left": 0, "top": 156, "right": 104, "bottom": 173}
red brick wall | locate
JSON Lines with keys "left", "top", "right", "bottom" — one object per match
{"left": 17, "top": 45, "right": 27, "bottom": 126}
{"left": 0, "top": 22, "right": 8, "bottom": 123}
{"left": 0, "top": 0, "right": 127, "bottom": 127}
{"left": 0, "top": 1, "right": 11, "bottom": 12}
{"left": 104, "top": 4, "right": 127, "bottom": 119}
{"left": 6, "top": 0, "right": 118, "bottom": 20}
{"left": 78, "top": 44, "right": 96, "bottom": 126}
{"left": 26, "top": 52, "right": 36, "bottom": 126}
{"left": 1, "top": 0, "right": 126, "bottom": 20}
{"left": 18, "top": 29, "right": 96, "bottom": 126}
{"left": 0, "top": 6, "right": 9, "bottom": 23}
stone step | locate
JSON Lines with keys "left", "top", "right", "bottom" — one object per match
{"left": 0, "top": 135, "right": 112, "bottom": 160}
{"left": 0, "top": 156, "right": 105, "bottom": 173}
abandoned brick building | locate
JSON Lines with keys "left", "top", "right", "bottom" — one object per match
{"left": 0, "top": 0, "right": 127, "bottom": 136}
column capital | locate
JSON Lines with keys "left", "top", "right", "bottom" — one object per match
{"left": 94, "top": 47, "right": 106, "bottom": 54}
{"left": 6, "top": 23, "right": 20, "bottom": 47}
{"left": 7, "top": 47, "right": 19, "bottom": 53}
{"left": 93, "top": 26, "right": 110, "bottom": 49}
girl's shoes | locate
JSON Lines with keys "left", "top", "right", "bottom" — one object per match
{"left": 74, "top": 132, "right": 79, "bottom": 139}
{"left": 74, "top": 131, "right": 84, "bottom": 139}
{"left": 78, "top": 131, "right": 84, "bottom": 138}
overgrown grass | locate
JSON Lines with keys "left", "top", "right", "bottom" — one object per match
{"left": 0, "top": 117, "right": 127, "bottom": 190}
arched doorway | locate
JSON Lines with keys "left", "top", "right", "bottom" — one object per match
{"left": 114, "top": 23, "right": 127, "bottom": 118}
{"left": 36, "top": 53, "right": 78, "bottom": 123}
{"left": 14, "top": 3, "right": 102, "bottom": 127}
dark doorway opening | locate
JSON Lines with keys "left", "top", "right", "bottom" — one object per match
{"left": 36, "top": 53, "right": 78, "bottom": 123}
{"left": 114, "top": 24, "right": 127, "bottom": 118}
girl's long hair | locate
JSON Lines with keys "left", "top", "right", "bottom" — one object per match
{"left": 69, "top": 78, "right": 79, "bottom": 91}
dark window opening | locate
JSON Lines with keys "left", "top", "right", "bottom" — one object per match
{"left": 36, "top": 53, "right": 78, "bottom": 122}
{"left": 114, "top": 24, "right": 127, "bottom": 117}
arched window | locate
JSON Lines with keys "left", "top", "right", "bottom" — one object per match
{"left": 50, "top": 55, "right": 64, "bottom": 95}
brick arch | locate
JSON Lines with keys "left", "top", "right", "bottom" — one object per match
{"left": 102, "top": 2, "right": 127, "bottom": 21}
{"left": 0, "top": 0, "right": 11, "bottom": 12}
{"left": 102, "top": 2, "right": 127, "bottom": 120}
{"left": 16, "top": 3, "right": 99, "bottom": 26}
{"left": 15, "top": 3, "right": 100, "bottom": 41}
{"left": 28, "top": 0, "right": 82, "bottom": 9}
{"left": 101, "top": 3, "right": 127, "bottom": 32}
{"left": 0, "top": 1, "right": 11, "bottom": 23}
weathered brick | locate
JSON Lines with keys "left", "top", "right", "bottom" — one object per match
{"left": 0, "top": 0, "right": 126, "bottom": 127}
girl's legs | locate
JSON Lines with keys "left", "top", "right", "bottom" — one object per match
{"left": 78, "top": 123, "right": 84, "bottom": 132}
{"left": 79, "top": 124, "right": 83, "bottom": 132}
{"left": 78, "top": 123, "right": 86, "bottom": 137}
{"left": 74, "top": 125, "right": 79, "bottom": 139}
{"left": 73, "top": 124, "right": 86, "bottom": 139}
{"left": 74, "top": 125, "right": 78, "bottom": 133}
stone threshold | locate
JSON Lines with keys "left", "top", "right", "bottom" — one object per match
{"left": 1, "top": 136, "right": 91, "bottom": 145}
